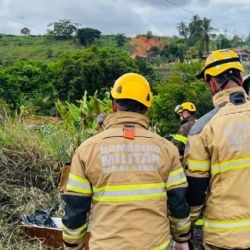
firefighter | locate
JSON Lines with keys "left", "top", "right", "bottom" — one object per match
{"left": 62, "top": 73, "right": 191, "bottom": 250}
{"left": 174, "top": 103, "right": 203, "bottom": 250}
{"left": 174, "top": 102, "right": 196, "bottom": 159}
{"left": 185, "top": 49, "right": 250, "bottom": 249}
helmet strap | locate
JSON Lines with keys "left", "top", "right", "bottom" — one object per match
{"left": 218, "top": 78, "right": 230, "bottom": 92}
{"left": 218, "top": 75, "right": 242, "bottom": 92}
{"left": 229, "top": 75, "right": 242, "bottom": 86}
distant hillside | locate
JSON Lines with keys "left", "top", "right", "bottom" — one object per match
{"left": 0, "top": 34, "right": 167, "bottom": 64}
{"left": 0, "top": 35, "right": 76, "bottom": 63}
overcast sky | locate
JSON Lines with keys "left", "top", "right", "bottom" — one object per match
{"left": 0, "top": 0, "right": 249, "bottom": 38}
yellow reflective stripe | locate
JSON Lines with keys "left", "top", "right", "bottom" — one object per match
{"left": 93, "top": 193, "right": 166, "bottom": 202}
{"left": 175, "top": 221, "right": 191, "bottom": 231}
{"left": 166, "top": 168, "right": 187, "bottom": 189}
{"left": 93, "top": 183, "right": 165, "bottom": 192}
{"left": 62, "top": 223, "right": 87, "bottom": 241}
{"left": 174, "top": 134, "right": 187, "bottom": 144}
{"left": 170, "top": 216, "right": 191, "bottom": 231}
{"left": 93, "top": 183, "right": 166, "bottom": 202}
{"left": 194, "top": 219, "right": 204, "bottom": 226}
{"left": 211, "top": 157, "right": 250, "bottom": 175}
{"left": 66, "top": 173, "right": 92, "bottom": 194}
{"left": 190, "top": 206, "right": 203, "bottom": 221}
{"left": 204, "top": 218, "right": 250, "bottom": 230}
{"left": 187, "top": 159, "right": 210, "bottom": 172}
{"left": 170, "top": 215, "right": 190, "bottom": 226}
{"left": 151, "top": 239, "right": 170, "bottom": 250}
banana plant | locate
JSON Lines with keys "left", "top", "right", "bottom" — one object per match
{"left": 55, "top": 91, "right": 111, "bottom": 146}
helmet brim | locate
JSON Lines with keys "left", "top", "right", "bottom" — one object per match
{"left": 196, "top": 69, "right": 205, "bottom": 79}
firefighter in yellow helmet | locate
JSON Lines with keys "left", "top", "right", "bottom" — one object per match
{"left": 174, "top": 102, "right": 202, "bottom": 250}
{"left": 62, "top": 72, "right": 191, "bottom": 250}
{"left": 185, "top": 49, "right": 250, "bottom": 249}
{"left": 174, "top": 102, "right": 196, "bottom": 160}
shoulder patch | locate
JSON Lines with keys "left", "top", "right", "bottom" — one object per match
{"left": 189, "top": 106, "right": 222, "bottom": 135}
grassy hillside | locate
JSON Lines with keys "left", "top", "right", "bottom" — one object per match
{"left": 96, "top": 35, "right": 132, "bottom": 52}
{"left": 0, "top": 34, "right": 171, "bottom": 64}
{"left": 0, "top": 35, "right": 73, "bottom": 63}
{"left": 0, "top": 34, "right": 132, "bottom": 64}
{"left": 1, "top": 33, "right": 249, "bottom": 73}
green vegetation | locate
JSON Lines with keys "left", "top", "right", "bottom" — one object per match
{"left": 0, "top": 35, "right": 80, "bottom": 63}
{"left": 0, "top": 92, "right": 111, "bottom": 249}
{"left": 0, "top": 46, "right": 137, "bottom": 114}
{"left": 150, "top": 61, "right": 213, "bottom": 134}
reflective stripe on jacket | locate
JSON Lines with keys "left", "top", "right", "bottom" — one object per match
{"left": 185, "top": 87, "right": 250, "bottom": 249}
{"left": 174, "top": 116, "right": 196, "bottom": 157}
{"left": 63, "top": 111, "right": 190, "bottom": 249}
{"left": 173, "top": 134, "right": 187, "bottom": 144}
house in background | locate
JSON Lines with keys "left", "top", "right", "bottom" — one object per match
{"left": 234, "top": 49, "right": 250, "bottom": 62}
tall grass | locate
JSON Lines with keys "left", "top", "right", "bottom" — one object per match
{"left": 0, "top": 111, "right": 74, "bottom": 249}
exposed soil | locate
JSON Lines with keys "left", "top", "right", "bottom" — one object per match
{"left": 129, "top": 36, "right": 164, "bottom": 58}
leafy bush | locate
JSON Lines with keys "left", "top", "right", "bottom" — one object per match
{"left": 149, "top": 61, "right": 213, "bottom": 135}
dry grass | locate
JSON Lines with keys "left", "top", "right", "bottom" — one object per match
{"left": 0, "top": 118, "right": 68, "bottom": 249}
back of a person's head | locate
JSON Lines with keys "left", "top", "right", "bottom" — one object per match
{"left": 114, "top": 99, "right": 147, "bottom": 113}
{"left": 111, "top": 73, "right": 152, "bottom": 113}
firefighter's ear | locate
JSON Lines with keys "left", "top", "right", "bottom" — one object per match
{"left": 208, "top": 78, "right": 220, "bottom": 95}
{"left": 112, "top": 99, "right": 118, "bottom": 112}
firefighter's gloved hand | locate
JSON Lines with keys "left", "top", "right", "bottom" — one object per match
{"left": 189, "top": 226, "right": 204, "bottom": 250}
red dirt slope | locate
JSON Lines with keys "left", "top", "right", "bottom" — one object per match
{"left": 129, "top": 36, "right": 164, "bottom": 58}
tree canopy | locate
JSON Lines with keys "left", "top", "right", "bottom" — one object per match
{"left": 76, "top": 28, "right": 101, "bottom": 46}
{"left": 177, "top": 15, "right": 215, "bottom": 56}
{"left": 0, "top": 46, "right": 137, "bottom": 114}
{"left": 47, "top": 19, "right": 78, "bottom": 40}
{"left": 20, "top": 27, "right": 31, "bottom": 36}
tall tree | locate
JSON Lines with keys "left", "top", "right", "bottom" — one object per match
{"left": 188, "top": 15, "right": 203, "bottom": 45}
{"left": 177, "top": 21, "right": 189, "bottom": 41}
{"left": 115, "top": 33, "right": 127, "bottom": 47}
{"left": 200, "top": 17, "right": 215, "bottom": 55}
{"left": 47, "top": 19, "right": 78, "bottom": 40}
{"left": 20, "top": 27, "right": 31, "bottom": 36}
{"left": 186, "top": 15, "right": 215, "bottom": 56}
{"left": 76, "top": 28, "right": 101, "bottom": 46}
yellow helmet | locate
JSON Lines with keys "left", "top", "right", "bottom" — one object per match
{"left": 111, "top": 73, "right": 152, "bottom": 108}
{"left": 196, "top": 49, "right": 244, "bottom": 81}
{"left": 175, "top": 102, "right": 196, "bottom": 114}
